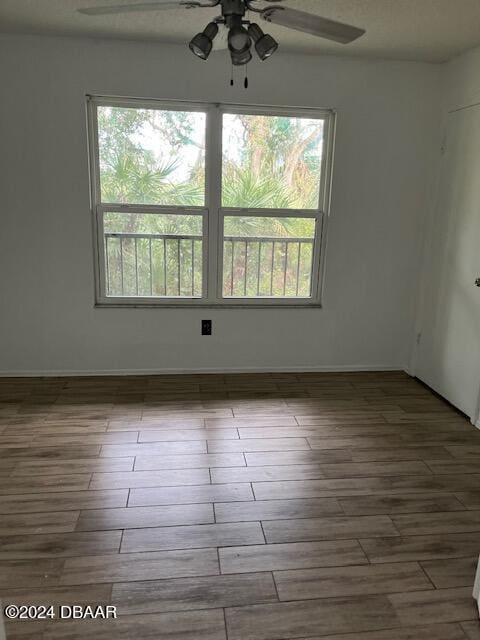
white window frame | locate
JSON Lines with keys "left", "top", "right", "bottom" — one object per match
{"left": 87, "top": 95, "right": 336, "bottom": 308}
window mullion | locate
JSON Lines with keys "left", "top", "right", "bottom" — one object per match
{"left": 205, "top": 105, "right": 222, "bottom": 303}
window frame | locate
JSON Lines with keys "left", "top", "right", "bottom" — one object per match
{"left": 87, "top": 95, "right": 336, "bottom": 308}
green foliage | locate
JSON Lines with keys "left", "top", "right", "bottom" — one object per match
{"left": 224, "top": 114, "right": 323, "bottom": 213}
{"left": 98, "top": 107, "right": 204, "bottom": 208}
{"left": 222, "top": 167, "right": 293, "bottom": 210}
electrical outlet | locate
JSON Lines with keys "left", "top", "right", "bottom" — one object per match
{"left": 202, "top": 320, "right": 212, "bottom": 336}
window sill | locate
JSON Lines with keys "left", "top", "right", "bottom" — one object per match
{"left": 94, "top": 302, "right": 323, "bottom": 310}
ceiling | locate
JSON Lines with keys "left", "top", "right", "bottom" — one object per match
{"left": 1, "top": 0, "right": 480, "bottom": 63}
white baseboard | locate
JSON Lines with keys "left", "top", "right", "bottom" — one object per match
{"left": 0, "top": 364, "right": 404, "bottom": 377}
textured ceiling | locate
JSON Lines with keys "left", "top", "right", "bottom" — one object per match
{"left": 1, "top": 0, "right": 480, "bottom": 63}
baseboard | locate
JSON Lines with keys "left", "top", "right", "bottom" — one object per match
{"left": 0, "top": 364, "right": 404, "bottom": 377}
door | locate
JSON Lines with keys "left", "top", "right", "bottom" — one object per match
{"left": 415, "top": 104, "right": 480, "bottom": 423}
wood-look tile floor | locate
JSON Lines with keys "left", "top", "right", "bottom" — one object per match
{"left": 0, "top": 371, "right": 479, "bottom": 639}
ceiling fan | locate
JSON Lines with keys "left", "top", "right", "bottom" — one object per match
{"left": 78, "top": 0, "right": 366, "bottom": 69}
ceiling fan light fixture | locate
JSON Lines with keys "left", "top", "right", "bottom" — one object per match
{"left": 189, "top": 21, "right": 219, "bottom": 60}
{"left": 228, "top": 24, "right": 252, "bottom": 66}
{"left": 230, "top": 47, "right": 252, "bottom": 66}
{"left": 228, "top": 25, "right": 251, "bottom": 52}
{"left": 248, "top": 23, "right": 278, "bottom": 60}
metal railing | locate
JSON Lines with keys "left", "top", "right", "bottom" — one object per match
{"left": 105, "top": 232, "right": 202, "bottom": 297}
{"left": 223, "top": 235, "right": 314, "bottom": 298}
{"left": 104, "top": 232, "right": 313, "bottom": 298}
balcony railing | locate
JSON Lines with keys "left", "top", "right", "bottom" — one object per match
{"left": 104, "top": 232, "right": 314, "bottom": 298}
{"left": 223, "top": 235, "right": 314, "bottom": 298}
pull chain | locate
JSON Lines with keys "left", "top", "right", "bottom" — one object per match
{"left": 230, "top": 62, "right": 234, "bottom": 86}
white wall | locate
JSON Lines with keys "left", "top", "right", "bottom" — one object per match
{"left": 0, "top": 33, "right": 441, "bottom": 375}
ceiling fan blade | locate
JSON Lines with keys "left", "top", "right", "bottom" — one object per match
{"left": 261, "top": 6, "right": 365, "bottom": 44}
{"left": 78, "top": 1, "right": 202, "bottom": 16}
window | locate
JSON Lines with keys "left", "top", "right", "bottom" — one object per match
{"left": 88, "top": 98, "right": 335, "bottom": 306}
